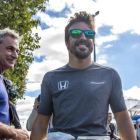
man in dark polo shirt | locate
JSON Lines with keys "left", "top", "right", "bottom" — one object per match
{"left": 0, "top": 28, "right": 29, "bottom": 140}
{"left": 31, "top": 11, "right": 136, "bottom": 140}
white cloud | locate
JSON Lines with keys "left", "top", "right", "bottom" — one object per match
{"left": 104, "top": 44, "right": 113, "bottom": 49}
{"left": 97, "top": 60, "right": 107, "bottom": 65}
{"left": 27, "top": 58, "right": 66, "bottom": 82}
{"left": 97, "top": 54, "right": 107, "bottom": 64}
{"left": 36, "top": 12, "right": 68, "bottom": 28}
{"left": 123, "top": 86, "right": 140, "bottom": 100}
{"left": 95, "top": 46, "right": 100, "bottom": 55}
{"left": 26, "top": 82, "right": 41, "bottom": 92}
{"left": 32, "top": 26, "right": 68, "bottom": 59}
{"left": 46, "top": 0, "right": 69, "bottom": 12}
{"left": 96, "top": 35, "right": 118, "bottom": 46}
{"left": 95, "top": 0, "right": 140, "bottom": 34}
{"left": 45, "top": 0, "right": 98, "bottom": 14}
{"left": 43, "top": 0, "right": 140, "bottom": 34}
{"left": 16, "top": 96, "right": 35, "bottom": 115}
{"left": 16, "top": 96, "right": 36, "bottom": 130}
{"left": 28, "top": 25, "right": 69, "bottom": 82}
{"left": 39, "top": 0, "right": 140, "bottom": 36}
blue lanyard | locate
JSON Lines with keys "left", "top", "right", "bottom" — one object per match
{"left": 0, "top": 70, "right": 2, "bottom": 75}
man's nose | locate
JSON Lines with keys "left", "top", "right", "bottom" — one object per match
{"left": 12, "top": 51, "right": 18, "bottom": 59}
{"left": 80, "top": 32, "right": 86, "bottom": 40}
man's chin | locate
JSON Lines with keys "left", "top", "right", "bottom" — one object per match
{"left": 7, "top": 64, "right": 15, "bottom": 69}
{"left": 75, "top": 53, "right": 90, "bottom": 59}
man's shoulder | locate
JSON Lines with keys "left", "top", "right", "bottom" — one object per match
{"left": 43, "top": 64, "right": 68, "bottom": 79}
{"left": 47, "top": 64, "right": 68, "bottom": 74}
{"left": 52, "top": 64, "right": 68, "bottom": 72}
{"left": 93, "top": 63, "right": 119, "bottom": 75}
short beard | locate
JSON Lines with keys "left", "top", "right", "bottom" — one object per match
{"left": 74, "top": 48, "right": 93, "bottom": 59}
{"left": 69, "top": 40, "right": 93, "bottom": 59}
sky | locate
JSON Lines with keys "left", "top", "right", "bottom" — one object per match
{"left": 15, "top": 0, "right": 140, "bottom": 130}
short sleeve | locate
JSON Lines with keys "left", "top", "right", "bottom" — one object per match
{"left": 38, "top": 73, "right": 53, "bottom": 116}
{"left": 109, "top": 70, "right": 127, "bottom": 113}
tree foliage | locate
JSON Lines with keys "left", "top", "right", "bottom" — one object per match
{"left": 0, "top": 0, "right": 49, "bottom": 102}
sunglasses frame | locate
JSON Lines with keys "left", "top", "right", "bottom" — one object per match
{"left": 68, "top": 29, "right": 95, "bottom": 39}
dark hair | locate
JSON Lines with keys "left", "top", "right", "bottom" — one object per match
{"left": 37, "top": 94, "right": 40, "bottom": 102}
{"left": 65, "top": 11, "right": 95, "bottom": 42}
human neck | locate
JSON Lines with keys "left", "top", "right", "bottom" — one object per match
{"left": 68, "top": 55, "right": 93, "bottom": 69}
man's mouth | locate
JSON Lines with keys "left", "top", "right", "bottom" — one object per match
{"left": 7, "top": 59, "right": 16, "bottom": 64}
{"left": 77, "top": 44, "right": 87, "bottom": 50}
{"left": 75, "top": 40, "right": 89, "bottom": 47}
{"left": 75, "top": 41, "right": 89, "bottom": 50}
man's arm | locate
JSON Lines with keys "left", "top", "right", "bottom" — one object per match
{"left": 0, "top": 122, "right": 29, "bottom": 140}
{"left": 114, "top": 110, "right": 136, "bottom": 140}
{"left": 30, "top": 113, "right": 51, "bottom": 140}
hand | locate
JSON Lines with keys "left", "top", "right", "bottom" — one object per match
{"left": 34, "top": 98, "right": 39, "bottom": 110}
{"left": 13, "top": 129, "right": 29, "bottom": 140}
{"left": 116, "top": 138, "right": 121, "bottom": 140}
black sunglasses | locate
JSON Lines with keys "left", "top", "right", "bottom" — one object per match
{"left": 68, "top": 29, "right": 95, "bottom": 39}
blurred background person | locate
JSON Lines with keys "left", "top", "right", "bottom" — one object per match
{"left": 107, "top": 113, "right": 121, "bottom": 140}
{"left": 26, "top": 95, "right": 40, "bottom": 131}
{"left": 26, "top": 94, "right": 52, "bottom": 132}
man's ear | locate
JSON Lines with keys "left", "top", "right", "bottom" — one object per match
{"left": 65, "top": 41, "right": 69, "bottom": 50}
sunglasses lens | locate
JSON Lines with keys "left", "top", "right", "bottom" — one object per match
{"left": 71, "top": 30, "right": 82, "bottom": 38}
{"left": 85, "top": 30, "right": 95, "bottom": 39}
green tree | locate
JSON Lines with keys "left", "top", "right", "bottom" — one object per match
{"left": 0, "top": 0, "right": 49, "bottom": 102}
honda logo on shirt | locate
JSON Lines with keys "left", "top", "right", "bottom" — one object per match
{"left": 58, "top": 81, "right": 69, "bottom": 90}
